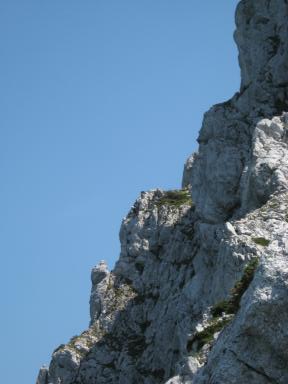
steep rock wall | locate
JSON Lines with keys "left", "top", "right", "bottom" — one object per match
{"left": 37, "top": 1, "right": 288, "bottom": 383}
{"left": 188, "top": 0, "right": 288, "bottom": 223}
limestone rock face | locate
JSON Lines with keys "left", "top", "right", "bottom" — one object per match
{"left": 241, "top": 114, "right": 288, "bottom": 211}
{"left": 188, "top": 0, "right": 288, "bottom": 223}
{"left": 235, "top": 0, "right": 288, "bottom": 99}
{"left": 36, "top": 1, "right": 288, "bottom": 383}
{"left": 192, "top": 192, "right": 288, "bottom": 384}
{"left": 89, "top": 260, "right": 110, "bottom": 324}
{"left": 36, "top": 366, "right": 48, "bottom": 384}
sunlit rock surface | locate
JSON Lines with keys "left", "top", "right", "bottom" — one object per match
{"left": 36, "top": 1, "right": 288, "bottom": 383}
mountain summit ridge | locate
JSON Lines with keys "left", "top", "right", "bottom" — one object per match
{"left": 37, "top": 1, "right": 288, "bottom": 383}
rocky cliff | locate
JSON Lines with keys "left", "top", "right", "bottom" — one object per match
{"left": 37, "top": 1, "right": 288, "bottom": 383}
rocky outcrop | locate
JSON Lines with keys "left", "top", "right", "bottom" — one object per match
{"left": 36, "top": 1, "right": 288, "bottom": 383}
{"left": 189, "top": 0, "right": 288, "bottom": 223}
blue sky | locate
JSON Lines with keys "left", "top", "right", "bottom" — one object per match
{"left": 1, "top": 1, "right": 239, "bottom": 382}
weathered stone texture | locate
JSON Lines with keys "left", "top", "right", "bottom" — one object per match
{"left": 36, "top": 1, "right": 288, "bottom": 383}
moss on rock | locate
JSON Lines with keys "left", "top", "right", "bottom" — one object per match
{"left": 156, "top": 189, "right": 192, "bottom": 208}
{"left": 211, "top": 257, "right": 259, "bottom": 318}
{"left": 252, "top": 237, "right": 270, "bottom": 246}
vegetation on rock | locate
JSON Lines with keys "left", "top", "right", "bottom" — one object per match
{"left": 211, "top": 257, "right": 259, "bottom": 317}
{"left": 156, "top": 189, "right": 192, "bottom": 208}
{"left": 191, "top": 318, "right": 232, "bottom": 351}
{"left": 188, "top": 258, "right": 259, "bottom": 354}
{"left": 252, "top": 237, "right": 270, "bottom": 246}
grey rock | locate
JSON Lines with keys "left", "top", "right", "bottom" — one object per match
{"left": 192, "top": 193, "right": 288, "bottom": 384}
{"left": 241, "top": 114, "right": 288, "bottom": 211}
{"left": 90, "top": 260, "right": 110, "bottom": 324}
{"left": 182, "top": 154, "right": 196, "bottom": 189}
{"left": 36, "top": 1, "right": 288, "bottom": 383}
{"left": 189, "top": 0, "right": 288, "bottom": 223}
{"left": 36, "top": 366, "right": 48, "bottom": 384}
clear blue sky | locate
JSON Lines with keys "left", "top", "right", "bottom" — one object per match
{"left": 1, "top": 1, "right": 239, "bottom": 383}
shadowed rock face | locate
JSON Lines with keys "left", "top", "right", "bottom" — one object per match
{"left": 188, "top": 0, "right": 288, "bottom": 224}
{"left": 235, "top": 0, "right": 288, "bottom": 95}
{"left": 37, "top": 1, "right": 288, "bottom": 383}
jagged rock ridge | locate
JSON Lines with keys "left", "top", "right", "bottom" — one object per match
{"left": 37, "top": 1, "right": 288, "bottom": 383}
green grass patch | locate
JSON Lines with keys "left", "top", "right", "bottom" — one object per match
{"left": 191, "top": 318, "right": 231, "bottom": 351}
{"left": 211, "top": 257, "right": 259, "bottom": 318}
{"left": 189, "top": 258, "right": 259, "bottom": 353}
{"left": 269, "top": 201, "right": 279, "bottom": 208}
{"left": 252, "top": 237, "right": 270, "bottom": 246}
{"left": 211, "top": 300, "right": 232, "bottom": 318}
{"left": 68, "top": 335, "right": 79, "bottom": 345}
{"left": 156, "top": 189, "right": 192, "bottom": 208}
